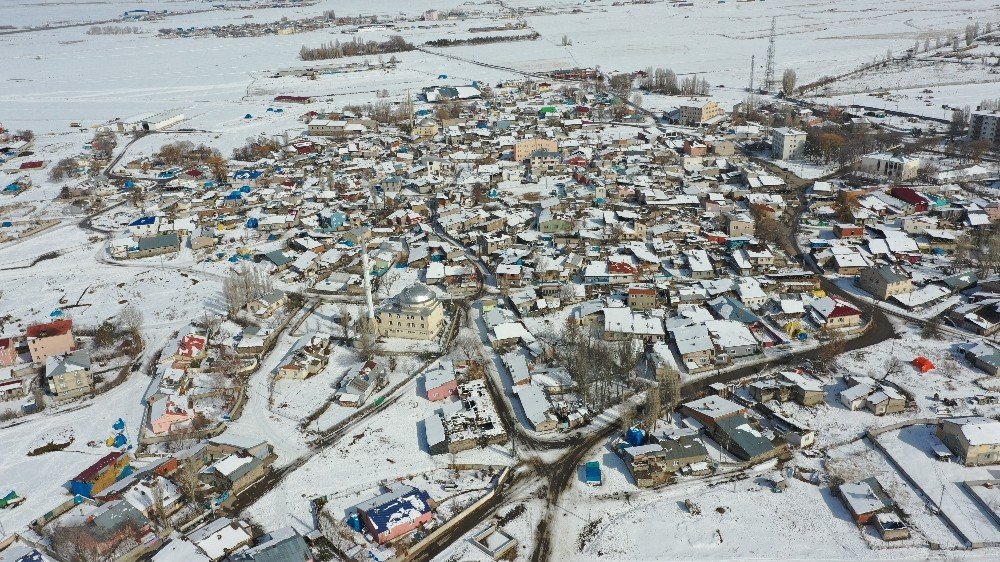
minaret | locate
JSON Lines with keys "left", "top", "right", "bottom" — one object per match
{"left": 362, "top": 248, "right": 375, "bottom": 320}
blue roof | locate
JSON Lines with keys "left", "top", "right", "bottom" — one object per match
{"left": 585, "top": 461, "right": 602, "bottom": 482}
{"left": 129, "top": 216, "right": 157, "bottom": 226}
{"left": 362, "top": 487, "right": 432, "bottom": 535}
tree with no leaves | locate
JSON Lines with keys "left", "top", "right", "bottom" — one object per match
{"left": 46, "top": 524, "right": 108, "bottom": 562}
{"left": 175, "top": 460, "right": 203, "bottom": 504}
{"left": 815, "top": 327, "right": 846, "bottom": 373}
{"left": 781, "top": 69, "right": 797, "bottom": 96}
{"left": 222, "top": 265, "right": 273, "bottom": 317}
{"left": 355, "top": 315, "right": 378, "bottom": 362}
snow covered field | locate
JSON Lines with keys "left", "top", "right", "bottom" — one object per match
{"left": 3, "top": 0, "right": 997, "bottom": 136}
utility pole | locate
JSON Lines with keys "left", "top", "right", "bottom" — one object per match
{"left": 764, "top": 16, "right": 777, "bottom": 93}
{"left": 748, "top": 54, "right": 755, "bottom": 93}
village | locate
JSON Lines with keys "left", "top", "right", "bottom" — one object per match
{"left": 2, "top": 0, "right": 1000, "bottom": 561}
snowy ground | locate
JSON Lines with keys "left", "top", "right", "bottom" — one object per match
{"left": 4, "top": 0, "right": 998, "bottom": 137}
{"left": 243, "top": 373, "right": 517, "bottom": 533}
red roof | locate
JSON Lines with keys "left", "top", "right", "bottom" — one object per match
{"left": 19, "top": 161, "right": 44, "bottom": 169}
{"left": 74, "top": 451, "right": 125, "bottom": 483}
{"left": 26, "top": 319, "right": 73, "bottom": 339}
{"left": 889, "top": 187, "right": 927, "bottom": 206}
{"left": 827, "top": 297, "right": 862, "bottom": 318}
{"left": 177, "top": 334, "right": 206, "bottom": 357}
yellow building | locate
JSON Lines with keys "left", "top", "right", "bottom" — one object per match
{"left": 376, "top": 284, "right": 446, "bottom": 340}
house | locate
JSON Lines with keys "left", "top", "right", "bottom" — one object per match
{"left": 865, "top": 387, "right": 906, "bottom": 416}
{"left": 837, "top": 477, "right": 895, "bottom": 524}
{"left": 199, "top": 442, "right": 274, "bottom": 496}
{"left": 425, "top": 362, "right": 458, "bottom": 402}
{"left": 0, "top": 337, "right": 18, "bottom": 367}
{"left": 229, "top": 527, "right": 312, "bottom": 562}
{"left": 840, "top": 382, "right": 873, "bottom": 411}
{"left": 148, "top": 394, "right": 192, "bottom": 435}
{"left": 356, "top": 484, "right": 433, "bottom": 544}
{"left": 72, "top": 500, "right": 155, "bottom": 560}
{"left": 888, "top": 187, "right": 929, "bottom": 212}
{"left": 833, "top": 223, "right": 864, "bottom": 238}
{"left": 619, "top": 435, "right": 710, "bottom": 488}
{"left": 858, "top": 265, "right": 912, "bottom": 300}
{"left": 70, "top": 451, "right": 133, "bottom": 498}
{"left": 809, "top": 295, "right": 862, "bottom": 328}
{"left": 937, "top": 417, "right": 1000, "bottom": 466}
{"left": 46, "top": 350, "right": 93, "bottom": 397}
{"left": 627, "top": 284, "right": 657, "bottom": 310}
{"left": 771, "top": 127, "right": 807, "bottom": 160}
{"left": 713, "top": 414, "right": 779, "bottom": 463}
{"left": 512, "top": 383, "right": 558, "bottom": 432}
{"left": 27, "top": 318, "right": 75, "bottom": 365}
{"left": 128, "top": 232, "right": 181, "bottom": 259}
{"left": 680, "top": 395, "right": 745, "bottom": 429}
{"left": 181, "top": 517, "right": 254, "bottom": 561}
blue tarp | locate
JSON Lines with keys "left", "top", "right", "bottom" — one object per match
{"left": 113, "top": 418, "right": 126, "bottom": 432}
{"left": 585, "top": 461, "right": 602, "bottom": 483}
{"left": 246, "top": 218, "right": 259, "bottom": 228}
{"left": 626, "top": 427, "right": 645, "bottom": 447}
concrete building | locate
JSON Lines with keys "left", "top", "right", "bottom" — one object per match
{"left": 969, "top": 110, "right": 1000, "bottom": 144}
{"left": 860, "top": 152, "right": 920, "bottom": 181}
{"left": 678, "top": 101, "right": 725, "bottom": 127}
{"left": 376, "top": 283, "right": 445, "bottom": 340}
{"left": 771, "top": 127, "right": 807, "bottom": 160}
{"left": 513, "top": 138, "right": 558, "bottom": 161}
{"left": 937, "top": 417, "right": 1000, "bottom": 466}
{"left": 27, "top": 318, "right": 75, "bottom": 365}
{"left": 858, "top": 265, "right": 912, "bottom": 300}
{"left": 46, "top": 350, "right": 92, "bottom": 397}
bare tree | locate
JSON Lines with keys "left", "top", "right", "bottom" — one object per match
{"left": 355, "top": 316, "right": 378, "bottom": 362}
{"left": 222, "top": 265, "right": 273, "bottom": 317}
{"left": 645, "top": 389, "right": 661, "bottom": 433}
{"left": 781, "top": 69, "right": 797, "bottom": 96}
{"left": 656, "top": 365, "right": 681, "bottom": 414}
{"left": 175, "top": 460, "right": 203, "bottom": 503}
{"left": 118, "top": 305, "right": 144, "bottom": 334}
{"left": 46, "top": 524, "right": 104, "bottom": 562}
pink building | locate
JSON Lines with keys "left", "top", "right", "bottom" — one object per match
{"left": 0, "top": 338, "right": 18, "bottom": 367}
{"left": 149, "top": 395, "right": 192, "bottom": 435}
{"left": 27, "top": 319, "right": 75, "bottom": 365}
{"left": 425, "top": 366, "right": 457, "bottom": 402}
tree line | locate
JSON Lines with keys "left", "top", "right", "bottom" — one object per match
{"left": 299, "top": 35, "right": 413, "bottom": 61}
{"left": 636, "top": 67, "right": 710, "bottom": 96}
{"left": 424, "top": 32, "right": 539, "bottom": 48}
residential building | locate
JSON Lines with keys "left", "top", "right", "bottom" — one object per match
{"left": 771, "top": 127, "right": 807, "bottom": 160}
{"left": 46, "top": 350, "right": 93, "bottom": 397}
{"left": 858, "top": 265, "right": 912, "bottom": 300}
{"left": 969, "top": 109, "right": 1000, "bottom": 144}
{"left": 27, "top": 318, "right": 75, "bottom": 365}
{"left": 937, "top": 417, "right": 1000, "bottom": 466}
{"left": 356, "top": 484, "right": 433, "bottom": 544}
{"left": 514, "top": 138, "right": 558, "bottom": 161}
{"left": 678, "top": 101, "right": 725, "bottom": 127}
{"left": 837, "top": 477, "right": 895, "bottom": 524}
{"left": 229, "top": 527, "right": 312, "bottom": 562}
